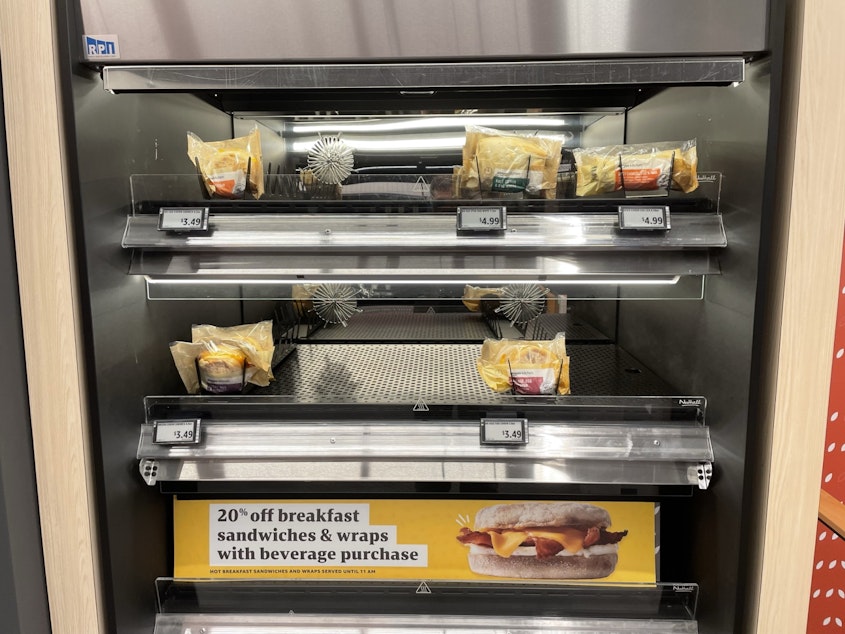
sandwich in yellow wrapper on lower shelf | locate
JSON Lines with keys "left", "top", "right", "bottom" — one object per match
{"left": 476, "top": 335, "right": 570, "bottom": 396}
{"left": 170, "top": 320, "right": 275, "bottom": 394}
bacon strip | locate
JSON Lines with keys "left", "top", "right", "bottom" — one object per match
{"left": 456, "top": 527, "right": 493, "bottom": 547}
{"left": 532, "top": 537, "right": 564, "bottom": 559}
{"left": 597, "top": 528, "right": 628, "bottom": 545}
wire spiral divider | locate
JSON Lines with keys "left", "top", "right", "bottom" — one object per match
{"left": 306, "top": 134, "right": 355, "bottom": 185}
{"left": 496, "top": 283, "right": 548, "bottom": 325}
{"left": 310, "top": 283, "right": 362, "bottom": 327}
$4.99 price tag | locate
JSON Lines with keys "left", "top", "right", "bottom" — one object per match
{"left": 618, "top": 205, "right": 670, "bottom": 231}
{"left": 457, "top": 206, "right": 507, "bottom": 232}
{"left": 480, "top": 418, "right": 528, "bottom": 446}
{"left": 153, "top": 419, "right": 201, "bottom": 445}
{"left": 158, "top": 207, "right": 210, "bottom": 232}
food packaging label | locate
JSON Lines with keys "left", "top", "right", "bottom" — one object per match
{"left": 206, "top": 170, "right": 247, "bottom": 198}
{"left": 174, "top": 499, "right": 656, "bottom": 583}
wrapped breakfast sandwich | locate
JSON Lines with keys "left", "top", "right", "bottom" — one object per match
{"left": 460, "top": 126, "right": 565, "bottom": 199}
{"left": 187, "top": 126, "right": 264, "bottom": 199}
{"left": 572, "top": 139, "right": 698, "bottom": 197}
{"left": 461, "top": 284, "right": 504, "bottom": 313}
{"left": 170, "top": 320, "right": 275, "bottom": 394}
{"left": 477, "top": 335, "right": 570, "bottom": 395}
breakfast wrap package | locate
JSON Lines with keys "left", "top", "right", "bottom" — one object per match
{"left": 573, "top": 139, "right": 698, "bottom": 197}
{"left": 187, "top": 126, "right": 264, "bottom": 199}
{"left": 170, "top": 320, "right": 275, "bottom": 394}
{"left": 477, "top": 335, "right": 570, "bottom": 395}
{"left": 460, "top": 126, "right": 565, "bottom": 199}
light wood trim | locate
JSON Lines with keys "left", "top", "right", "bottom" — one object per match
{"left": 819, "top": 490, "right": 845, "bottom": 538}
{"left": 0, "top": 1, "right": 105, "bottom": 633}
{"left": 748, "top": 0, "right": 845, "bottom": 632}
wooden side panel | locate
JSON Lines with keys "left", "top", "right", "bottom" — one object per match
{"left": 0, "top": 1, "right": 105, "bottom": 633}
{"left": 749, "top": 0, "right": 845, "bottom": 632}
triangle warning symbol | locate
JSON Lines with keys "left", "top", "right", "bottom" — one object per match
{"left": 413, "top": 176, "right": 428, "bottom": 196}
{"left": 416, "top": 581, "right": 432, "bottom": 594}
{"left": 413, "top": 399, "right": 429, "bottom": 412}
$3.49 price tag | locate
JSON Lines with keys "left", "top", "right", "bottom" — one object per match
{"left": 480, "top": 418, "right": 528, "bottom": 446}
{"left": 153, "top": 419, "right": 201, "bottom": 445}
{"left": 158, "top": 207, "right": 210, "bottom": 232}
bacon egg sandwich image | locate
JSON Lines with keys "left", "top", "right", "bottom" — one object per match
{"left": 456, "top": 502, "right": 628, "bottom": 579}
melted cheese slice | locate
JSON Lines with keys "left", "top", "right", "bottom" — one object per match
{"left": 487, "top": 527, "right": 586, "bottom": 558}
{"left": 489, "top": 531, "right": 528, "bottom": 557}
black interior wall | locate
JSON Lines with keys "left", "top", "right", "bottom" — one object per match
{"left": 66, "top": 74, "right": 241, "bottom": 632}
{"left": 621, "top": 60, "right": 773, "bottom": 634}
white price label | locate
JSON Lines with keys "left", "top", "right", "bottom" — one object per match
{"left": 153, "top": 419, "right": 201, "bottom": 445}
{"left": 618, "top": 206, "right": 670, "bottom": 231}
{"left": 481, "top": 418, "right": 528, "bottom": 445}
{"left": 158, "top": 207, "right": 209, "bottom": 232}
{"left": 457, "top": 206, "right": 507, "bottom": 232}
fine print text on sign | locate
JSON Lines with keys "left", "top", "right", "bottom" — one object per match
{"left": 158, "top": 207, "right": 210, "bottom": 232}
{"left": 618, "top": 205, "right": 671, "bottom": 231}
{"left": 457, "top": 206, "right": 507, "bottom": 232}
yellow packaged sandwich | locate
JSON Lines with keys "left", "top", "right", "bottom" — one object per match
{"left": 460, "top": 126, "right": 565, "bottom": 199}
{"left": 192, "top": 321, "right": 275, "bottom": 387}
{"left": 461, "top": 285, "right": 504, "bottom": 313}
{"left": 170, "top": 320, "right": 275, "bottom": 394}
{"left": 573, "top": 139, "right": 698, "bottom": 197}
{"left": 187, "top": 126, "right": 264, "bottom": 199}
{"left": 477, "top": 335, "right": 570, "bottom": 395}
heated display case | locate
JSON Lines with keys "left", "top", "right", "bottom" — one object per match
{"left": 41, "top": 1, "right": 787, "bottom": 632}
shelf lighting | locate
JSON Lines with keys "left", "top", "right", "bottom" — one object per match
{"left": 290, "top": 116, "right": 574, "bottom": 134}
{"left": 144, "top": 276, "right": 682, "bottom": 286}
{"left": 292, "top": 136, "right": 468, "bottom": 153}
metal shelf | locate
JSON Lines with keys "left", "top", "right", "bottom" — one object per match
{"left": 138, "top": 417, "right": 712, "bottom": 487}
{"left": 125, "top": 175, "right": 724, "bottom": 296}
{"left": 123, "top": 212, "right": 726, "bottom": 252}
{"left": 137, "top": 343, "right": 711, "bottom": 488}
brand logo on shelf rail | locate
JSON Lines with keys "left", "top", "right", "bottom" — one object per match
{"left": 84, "top": 35, "right": 120, "bottom": 59}
{"left": 679, "top": 398, "right": 703, "bottom": 407}
{"left": 672, "top": 584, "right": 696, "bottom": 593}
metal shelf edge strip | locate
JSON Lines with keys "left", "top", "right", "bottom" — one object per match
{"left": 137, "top": 422, "right": 712, "bottom": 486}
{"left": 153, "top": 612, "right": 699, "bottom": 633}
{"left": 139, "top": 421, "right": 712, "bottom": 461}
{"left": 122, "top": 213, "right": 728, "bottom": 251}
{"left": 104, "top": 58, "right": 744, "bottom": 92}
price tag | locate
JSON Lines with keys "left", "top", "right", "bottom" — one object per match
{"left": 153, "top": 419, "right": 201, "bottom": 445}
{"left": 480, "top": 418, "right": 528, "bottom": 446}
{"left": 158, "top": 207, "right": 209, "bottom": 232}
{"left": 457, "top": 206, "right": 507, "bottom": 232}
{"left": 618, "top": 205, "right": 670, "bottom": 231}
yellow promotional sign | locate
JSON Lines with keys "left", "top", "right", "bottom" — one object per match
{"left": 174, "top": 499, "right": 656, "bottom": 583}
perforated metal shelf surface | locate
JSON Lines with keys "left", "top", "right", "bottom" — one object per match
{"left": 309, "top": 311, "right": 500, "bottom": 342}
{"left": 257, "top": 343, "right": 675, "bottom": 403}
{"left": 309, "top": 310, "right": 607, "bottom": 343}
{"left": 529, "top": 314, "right": 611, "bottom": 342}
